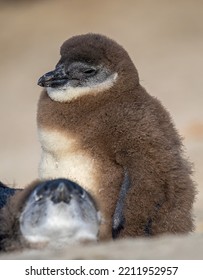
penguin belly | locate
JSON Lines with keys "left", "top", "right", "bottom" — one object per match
{"left": 38, "top": 128, "right": 122, "bottom": 239}
{"left": 38, "top": 128, "right": 99, "bottom": 191}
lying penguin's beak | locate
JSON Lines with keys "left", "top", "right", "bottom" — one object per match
{"left": 51, "top": 182, "right": 71, "bottom": 204}
{"left": 38, "top": 64, "right": 68, "bottom": 88}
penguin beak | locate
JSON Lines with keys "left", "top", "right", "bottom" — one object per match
{"left": 51, "top": 182, "right": 71, "bottom": 204}
{"left": 35, "top": 180, "right": 72, "bottom": 204}
{"left": 38, "top": 64, "right": 68, "bottom": 88}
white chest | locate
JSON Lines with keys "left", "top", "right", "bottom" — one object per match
{"left": 38, "top": 129, "right": 98, "bottom": 192}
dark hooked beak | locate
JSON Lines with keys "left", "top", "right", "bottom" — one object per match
{"left": 35, "top": 178, "right": 87, "bottom": 205}
{"left": 51, "top": 181, "right": 72, "bottom": 204}
{"left": 37, "top": 64, "right": 68, "bottom": 88}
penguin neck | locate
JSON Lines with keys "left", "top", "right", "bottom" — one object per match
{"left": 37, "top": 77, "right": 141, "bottom": 133}
{"left": 46, "top": 72, "right": 118, "bottom": 103}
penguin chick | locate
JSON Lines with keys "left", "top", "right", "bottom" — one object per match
{"left": 0, "top": 178, "right": 100, "bottom": 252}
{"left": 37, "top": 33, "right": 196, "bottom": 239}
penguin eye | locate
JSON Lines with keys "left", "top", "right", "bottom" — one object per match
{"left": 83, "top": 68, "right": 97, "bottom": 75}
{"left": 80, "top": 190, "right": 86, "bottom": 198}
{"left": 34, "top": 193, "right": 43, "bottom": 202}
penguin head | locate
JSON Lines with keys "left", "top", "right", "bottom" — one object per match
{"left": 19, "top": 178, "right": 101, "bottom": 248}
{"left": 38, "top": 33, "right": 139, "bottom": 102}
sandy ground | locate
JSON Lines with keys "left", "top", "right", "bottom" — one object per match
{"left": 0, "top": 0, "right": 202, "bottom": 259}
{"left": 0, "top": 234, "right": 203, "bottom": 260}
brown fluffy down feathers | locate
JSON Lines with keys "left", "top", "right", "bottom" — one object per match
{"left": 38, "top": 34, "right": 196, "bottom": 238}
{"left": 0, "top": 181, "right": 41, "bottom": 252}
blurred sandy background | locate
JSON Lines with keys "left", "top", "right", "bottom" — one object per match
{"left": 0, "top": 0, "right": 202, "bottom": 258}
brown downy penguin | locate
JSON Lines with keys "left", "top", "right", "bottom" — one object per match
{"left": 0, "top": 178, "right": 100, "bottom": 252}
{"left": 37, "top": 33, "right": 196, "bottom": 239}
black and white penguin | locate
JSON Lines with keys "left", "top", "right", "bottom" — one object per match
{"left": 0, "top": 178, "right": 100, "bottom": 252}
{"left": 37, "top": 33, "right": 196, "bottom": 239}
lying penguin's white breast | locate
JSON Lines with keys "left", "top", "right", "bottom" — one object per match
{"left": 38, "top": 128, "right": 98, "bottom": 192}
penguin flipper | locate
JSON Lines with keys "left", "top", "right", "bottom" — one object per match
{"left": 112, "top": 168, "right": 131, "bottom": 238}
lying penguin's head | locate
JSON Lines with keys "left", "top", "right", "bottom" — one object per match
{"left": 38, "top": 33, "right": 139, "bottom": 102}
{"left": 19, "top": 178, "right": 101, "bottom": 249}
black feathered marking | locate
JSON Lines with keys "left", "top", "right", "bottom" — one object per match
{"left": 143, "top": 201, "right": 164, "bottom": 236}
{"left": 144, "top": 218, "right": 153, "bottom": 236}
{"left": 0, "top": 182, "right": 18, "bottom": 209}
{"left": 112, "top": 168, "right": 131, "bottom": 238}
